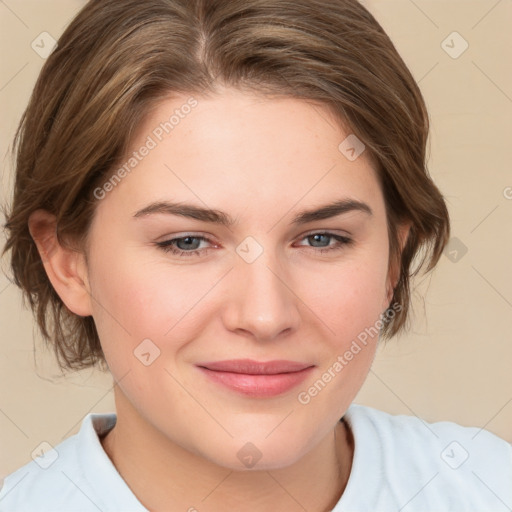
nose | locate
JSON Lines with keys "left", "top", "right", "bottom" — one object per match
{"left": 221, "top": 248, "right": 301, "bottom": 341}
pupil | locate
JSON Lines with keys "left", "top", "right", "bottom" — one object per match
{"left": 178, "top": 237, "right": 199, "bottom": 250}
{"left": 311, "top": 234, "right": 328, "bottom": 247}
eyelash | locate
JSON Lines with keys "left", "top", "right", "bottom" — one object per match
{"left": 155, "top": 232, "right": 353, "bottom": 258}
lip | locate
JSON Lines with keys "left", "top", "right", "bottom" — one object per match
{"left": 196, "top": 359, "right": 315, "bottom": 397}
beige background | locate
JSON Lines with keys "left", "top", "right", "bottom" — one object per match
{"left": 1, "top": 0, "right": 511, "bottom": 480}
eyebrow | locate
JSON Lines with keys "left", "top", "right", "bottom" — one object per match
{"left": 133, "top": 198, "right": 372, "bottom": 226}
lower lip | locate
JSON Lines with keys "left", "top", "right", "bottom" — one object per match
{"left": 197, "top": 366, "right": 314, "bottom": 398}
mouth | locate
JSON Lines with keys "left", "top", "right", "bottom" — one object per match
{"left": 196, "top": 359, "right": 315, "bottom": 398}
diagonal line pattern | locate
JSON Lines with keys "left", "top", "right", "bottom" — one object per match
{"left": 0, "top": 1, "right": 29, "bottom": 29}
{"left": 265, "top": 265, "right": 336, "bottom": 335}
{"left": 266, "top": 471, "right": 309, "bottom": 511}
{"left": 60, "top": 370, "right": 131, "bottom": 440}
{"left": 164, "top": 130, "right": 339, "bottom": 342}
{"left": 163, "top": 367, "right": 234, "bottom": 438}
{"left": 0, "top": 472, "right": 29, "bottom": 502}
{"left": 471, "top": 266, "right": 512, "bottom": 309}
{"left": 470, "top": 205, "right": 499, "bottom": 233}
{"left": 266, "top": 164, "right": 337, "bottom": 233}
{"left": 265, "top": 409, "right": 294, "bottom": 439}
{"left": 472, "top": 61, "right": 512, "bottom": 103}
{"left": 0, "top": 62, "right": 29, "bottom": 92}
{"left": 1, "top": 7, "right": 510, "bottom": 509}
{"left": 164, "top": 267, "right": 233, "bottom": 336}
{"left": 164, "top": 164, "right": 236, "bottom": 235}
{"left": 407, "top": 0, "right": 439, "bottom": 28}
{"left": 472, "top": 471, "right": 512, "bottom": 511}
{"left": 200, "top": 470, "right": 233, "bottom": 502}
{"left": 0, "top": 408, "right": 29, "bottom": 438}
{"left": 0, "top": 280, "right": 11, "bottom": 297}
{"left": 86, "top": 290, "right": 132, "bottom": 337}
{"left": 369, "top": 370, "right": 440, "bottom": 439}
{"left": 164, "top": 157, "right": 339, "bottom": 344}
{"left": 471, "top": 397, "right": 512, "bottom": 440}
{"left": 307, "top": 101, "right": 338, "bottom": 132}
{"left": 418, "top": 62, "right": 439, "bottom": 84}
{"left": 472, "top": 0, "right": 503, "bottom": 30}
{"left": 61, "top": 471, "right": 104, "bottom": 511}
{"left": 398, "top": 472, "right": 439, "bottom": 511}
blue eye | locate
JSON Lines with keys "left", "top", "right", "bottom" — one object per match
{"left": 298, "top": 232, "right": 353, "bottom": 253}
{"left": 155, "top": 232, "right": 353, "bottom": 258}
{"left": 156, "top": 235, "right": 210, "bottom": 257}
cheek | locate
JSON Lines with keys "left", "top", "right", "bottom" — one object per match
{"left": 299, "top": 254, "right": 389, "bottom": 341}
{"left": 292, "top": 259, "right": 389, "bottom": 420}
{"left": 87, "top": 250, "right": 221, "bottom": 366}
{"left": 90, "top": 240, "right": 390, "bottom": 351}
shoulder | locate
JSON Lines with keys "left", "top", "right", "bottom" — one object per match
{"left": 346, "top": 402, "right": 511, "bottom": 451}
{"left": 0, "top": 413, "right": 144, "bottom": 512}
{"left": 336, "top": 404, "right": 512, "bottom": 511}
{"left": 0, "top": 432, "right": 92, "bottom": 511}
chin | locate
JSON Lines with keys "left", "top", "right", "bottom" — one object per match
{"left": 196, "top": 436, "right": 309, "bottom": 472}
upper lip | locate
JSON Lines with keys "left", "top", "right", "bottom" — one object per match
{"left": 197, "top": 359, "right": 314, "bottom": 375}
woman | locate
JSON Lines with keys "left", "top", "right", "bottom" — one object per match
{"left": 1, "top": 0, "right": 510, "bottom": 510}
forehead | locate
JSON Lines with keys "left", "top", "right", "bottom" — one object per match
{"left": 140, "top": 88, "right": 358, "bottom": 166}
{"left": 96, "top": 88, "right": 384, "bottom": 221}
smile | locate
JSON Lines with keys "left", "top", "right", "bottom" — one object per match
{"left": 196, "top": 359, "right": 315, "bottom": 398}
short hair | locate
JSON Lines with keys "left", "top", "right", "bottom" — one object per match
{"left": 2, "top": 0, "right": 450, "bottom": 371}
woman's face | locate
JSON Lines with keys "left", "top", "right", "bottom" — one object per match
{"left": 85, "top": 87, "right": 397, "bottom": 469}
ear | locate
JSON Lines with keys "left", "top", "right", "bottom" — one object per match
{"left": 28, "top": 209, "right": 93, "bottom": 317}
{"left": 385, "top": 222, "right": 411, "bottom": 306}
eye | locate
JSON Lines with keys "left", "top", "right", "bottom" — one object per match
{"left": 155, "top": 231, "right": 353, "bottom": 258}
{"left": 156, "top": 235, "right": 213, "bottom": 257}
{"left": 296, "top": 232, "right": 353, "bottom": 253}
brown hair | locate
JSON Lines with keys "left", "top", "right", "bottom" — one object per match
{"left": 2, "top": 0, "right": 450, "bottom": 371}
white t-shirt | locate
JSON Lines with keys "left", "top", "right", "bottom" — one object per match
{"left": 1, "top": 403, "right": 511, "bottom": 511}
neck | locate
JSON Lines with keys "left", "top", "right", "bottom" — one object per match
{"left": 101, "top": 389, "right": 354, "bottom": 512}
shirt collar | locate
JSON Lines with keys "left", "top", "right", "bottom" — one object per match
{"left": 76, "top": 413, "right": 148, "bottom": 511}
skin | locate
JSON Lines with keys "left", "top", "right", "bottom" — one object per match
{"left": 29, "top": 87, "right": 409, "bottom": 511}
